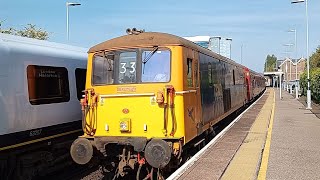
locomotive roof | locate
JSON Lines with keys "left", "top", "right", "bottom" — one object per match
{"left": 88, "top": 32, "right": 201, "bottom": 53}
{"left": 89, "top": 32, "right": 245, "bottom": 68}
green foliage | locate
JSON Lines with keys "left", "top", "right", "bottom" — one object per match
{"left": 264, "top": 54, "right": 277, "bottom": 72}
{"left": 0, "top": 20, "right": 49, "bottom": 40}
{"left": 300, "top": 71, "right": 307, "bottom": 96}
{"left": 0, "top": 21, "right": 15, "bottom": 34}
{"left": 310, "top": 68, "right": 320, "bottom": 103}
{"left": 300, "top": 47, "right": 320, "bottom": 103}
{"left": 310, "top": 47, "right": 320, "bottom": 69}
{"left": 15, "top": 24, "right": 48, "bottom": 40}
{"left": 300, "top": 68, "right": 320, "bottom": 103}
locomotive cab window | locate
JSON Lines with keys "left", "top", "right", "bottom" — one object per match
{"left": 92, "top": 48, "right": 171, "bottom": 85}
{"left": 27, "top": 65, "right": 70, "bottom": 105}
{"left": 141, "top": 49, "right": 170, "bottom": 83}
{"left": 187, "top": 58, "right": 193, "bottom": 87}
{"left": 93, "top": 52, "right": 115, "bottom": 85}
{"left": 118, "top": 51, "right": 137, "bottom": 84}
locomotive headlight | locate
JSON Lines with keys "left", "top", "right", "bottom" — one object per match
{"left": 119, "top": 118, "right": 131, "bottom": 132}
{"left": 120, "top": 122, "right": 127, "bottom": 130}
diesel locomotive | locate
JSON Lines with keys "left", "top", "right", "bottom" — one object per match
{"left": 70, "top": 29, "right": 265, "bottom": 179}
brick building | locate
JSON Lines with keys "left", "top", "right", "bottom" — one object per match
{"left": 277, "top": 57, "right": 306, "bottom": 91}
{"left": 278, "top": 58, "right": 306, "bottom": 81}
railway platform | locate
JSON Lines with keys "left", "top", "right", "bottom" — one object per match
{"left": 169, "top": 88, "right": 320, "bottom": 180}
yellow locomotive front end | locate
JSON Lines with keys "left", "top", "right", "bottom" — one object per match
{"left": 71, "top": 32, "right": 189, "bottom": 178}
{"left": 89, "top": 47, "right": 184, "bottom": 139}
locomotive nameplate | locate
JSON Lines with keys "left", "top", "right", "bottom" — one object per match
{"left": 117, "top": 86, "right": 136, "bottom": 93}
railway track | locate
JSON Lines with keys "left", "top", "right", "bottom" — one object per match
{"left": 70, "top": 95, "right": 262, "bottom": 180}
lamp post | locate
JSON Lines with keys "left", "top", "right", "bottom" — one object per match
{"left": 226, "top": 38, "right": 232, "bottom": 59}
{"left": 291, "top": 0, "right": 311, "bottom": 109}
{"left": 283, "top": 44, "right": 294, "bottom": 92}
{"left": 240, "top": 44, "right": 243, "bottom": 64}
{"left": 66, "top": 2, "right": 81, "bottom": 41}
{"left": 288, "top": 29, "right": 299, "bottom": 99}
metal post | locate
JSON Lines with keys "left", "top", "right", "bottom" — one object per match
{"left": 66, "top": 3, "right": 69, "bottom": 41}
{"left": 291, "top": 0, "right": 310, "bottom": 106}
{"left": 295, "top": 30, "right": 299, "bottom": 99}
{"left": 217, "top": 37, "right": 221, "bottom": 55}
{"left": 66, "top": 2, "right": 81, "bottom": 41}
{"left": 230, "top": 42, "right": 232, "bottom": 59}
{"left": 286, "top": 62, "right": 289, "bottom": 91}
{"left": 226, "top": 38, "right": 232, "bottom": 59}
{"left": 241, "top": 44, "right": 243, "bottom": 64}
{"left": 280, "top": 73, "right": 282, "bottom": 99}
{"left": 305, "top": 0, "right": 312, "bottom": 109}
{"left": 290, "top": 58, "right": 292, "bottom": 94}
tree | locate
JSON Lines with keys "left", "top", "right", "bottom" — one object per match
{"left": 0, "top": 20, "right": 49, "bottom": 40}
{"left": 0, "top": 21, "right": 15, "bottom": 34}
{"left": 310, "top": 46, "right": 320, "bottom": 69}
{"left": 264, "top": 54, "right": 277, "bottom": 72}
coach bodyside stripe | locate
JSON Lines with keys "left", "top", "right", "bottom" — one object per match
{"left": 0, "top": 129, "right": 82, "bottom": 151}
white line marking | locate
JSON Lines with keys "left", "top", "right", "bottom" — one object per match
{"left": 166, "top": 91, "right": 266, "bottom": 180}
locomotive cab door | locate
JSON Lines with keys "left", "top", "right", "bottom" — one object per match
{"left": 193, "top": 54, "right": 202, "bottom": 134}
{"left": 184, "top": 49, "right": 203, "bottom": 142}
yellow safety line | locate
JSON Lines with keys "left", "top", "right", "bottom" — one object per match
{"left": 0, "top": 129, "right": 82, "bottom": 151}
{"left": 257, "top": 90, "right": 275, "bottom": 180}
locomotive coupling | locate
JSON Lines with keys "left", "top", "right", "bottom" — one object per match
{"left": 70, "top": 138, "right": 93, "bottom": 165}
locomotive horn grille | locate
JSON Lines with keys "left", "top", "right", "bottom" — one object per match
{"left": 126, "top": 28, "right": 132, "bottom": 35}
{"left": 126, "top": 28, "right": 145, "bottom": 35}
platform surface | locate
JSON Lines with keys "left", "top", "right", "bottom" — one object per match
{"left": 266, "top": 89, "right": 320, "bottom": 180}
{"left": 173, "top": 88, "right": 320, "bottom": 180}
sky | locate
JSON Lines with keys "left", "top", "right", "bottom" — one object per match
{"left": 1, "top": 0, "right": 320, "bottom": 72}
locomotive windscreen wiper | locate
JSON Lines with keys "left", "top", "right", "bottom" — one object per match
{"left": 142, "top": 46, "right": 159, "bottom": 74}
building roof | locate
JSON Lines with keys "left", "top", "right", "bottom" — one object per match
{"left": 183, "top": 36, "right": 211, "bottom": 42}
{"left": 277, "top": 58, "right": 306, "bottom": 68}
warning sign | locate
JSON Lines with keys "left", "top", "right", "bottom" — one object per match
{"left": 150, "top": 96, "right": 156, "bottom": 106}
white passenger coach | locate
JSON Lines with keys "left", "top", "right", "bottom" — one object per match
{"left": 0, "top": 33, "right": 87, "bottom": 179}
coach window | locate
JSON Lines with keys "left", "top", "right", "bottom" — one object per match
{"left": 27, "top": 65, "right": 70, "bottom": 105}
{"left": 75, "top": 68, "right": 87, "bottom": 100}
{"left": 187, "top": 58, "right": 193, "bottom": 87}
